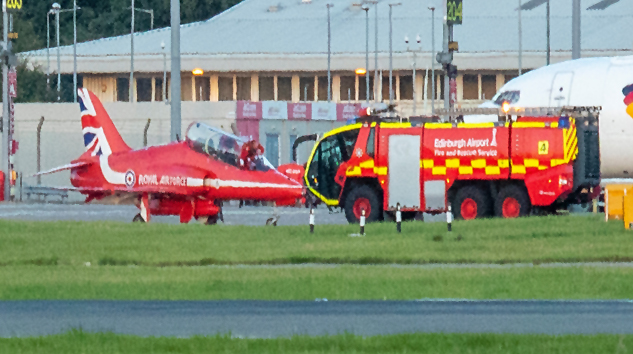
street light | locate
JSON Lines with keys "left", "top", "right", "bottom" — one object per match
{"left": 46, "top": 9, "right": 53, "bottom": 96}
{"left": 52, "top": 2, "right": 61, "bottom": 101}
{"left": 362, "top": 4, "right": 370, "bottom": 103}
{"left": 161, "top": 41, "right": 167, "bottom": 103}
{"left": 129, "top": 7, "right": 154, "bottom": 30}
{"left": 326, "top": 3, "right": 334, "bottom": 102}
{"left": 50, "top": 2, "right": 80, "bottom": 102}
{"left": 130, "top": 0, "right": 135, "bottom": 103}
{"left": 405, "top": 34, "right": 422, "bottom": 115}
{"left": 388, "top": 2, "right": 401, "bottom": 105}
{"left": 428, "top": 6, "right": 436, "bottom": 115}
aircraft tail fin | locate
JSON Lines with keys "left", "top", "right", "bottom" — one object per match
{"left": 77, "top": 88, "right": 131, "bottom": 156}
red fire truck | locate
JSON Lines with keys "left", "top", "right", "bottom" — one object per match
{"left": 301, "top": 106, "right": 601, "bottom": 223}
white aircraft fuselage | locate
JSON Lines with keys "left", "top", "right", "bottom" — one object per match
{"left": 473, "top": 56, "right": 633, "bottom": 179}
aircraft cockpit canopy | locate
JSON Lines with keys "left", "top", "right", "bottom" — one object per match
{"left": 186, "top": 122, "right": 274, "bottom": 172}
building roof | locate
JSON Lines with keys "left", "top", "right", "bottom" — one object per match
{"left": 21, "top": 0, "right": 633, "bottom": 74}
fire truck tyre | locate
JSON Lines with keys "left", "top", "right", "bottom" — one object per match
{"left": 495, "top": 185, "right": 531, "bottom": 218}
{"left": 344, "top": 185, "right": 382, "bottom": 224}
{"left": 453, "top": 186, "right": 491, "bottom": 220}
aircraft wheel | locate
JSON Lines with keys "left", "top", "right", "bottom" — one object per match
{"left": 132, "top": 214, "right": 145, "bottom": 223}
{"left": 494, "top": 185, "right": 531, "bottom": 218}
{"left": 453, "top": 185, "right": 491, "bottom": 220}
{"left": 205, "top": 215, "right": 219, "bottom": 225}
{"left": 265, "top": 217, "right": 278, "bottom": 226}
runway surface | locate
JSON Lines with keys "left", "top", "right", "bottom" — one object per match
{"left": 1, "top": 300, "right": 633, "bottom": 338}
{"left": 0, "top": 202, "right": 348, "bottom": 226}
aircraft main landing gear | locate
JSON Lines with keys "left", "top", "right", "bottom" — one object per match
{"left": 132, "top": 214, "right": 145, "bottom": 223}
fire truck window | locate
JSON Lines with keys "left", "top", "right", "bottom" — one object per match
{"left": 366, "top": 128, "right": 375, "bottom": 158}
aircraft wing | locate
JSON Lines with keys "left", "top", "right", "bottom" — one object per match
{"left": 31, "top": 161, "right": 93, "bottom": 177}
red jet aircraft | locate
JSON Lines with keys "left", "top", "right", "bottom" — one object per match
{"left": 38, "top": 88, "right": 303, "bottom": 224}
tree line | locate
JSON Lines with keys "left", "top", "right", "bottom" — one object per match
{"left": 5, "top": 0, "right": 241, "bottom": 102}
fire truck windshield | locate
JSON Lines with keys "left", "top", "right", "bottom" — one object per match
{"left": 306, "top": 128, "right": 359, "bottom": 202}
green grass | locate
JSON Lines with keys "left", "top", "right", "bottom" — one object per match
{"left": 2, "top": 264, "right": 633, "bottom": 300}
{"left": 0, "top": 215, "right": 630, "bottom": 266}
{"left": 2, "top": 331, "right": 632, "bottom": 354}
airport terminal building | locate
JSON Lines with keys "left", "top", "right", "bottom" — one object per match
{"left": 14, "top": 0, "right": 633, "bottom": 181}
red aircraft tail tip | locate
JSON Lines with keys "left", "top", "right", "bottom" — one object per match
{"left": 78, "top": 88, "right": 131, "bottom": 156}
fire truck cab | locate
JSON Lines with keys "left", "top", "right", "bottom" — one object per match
{"left": 303, "top": 107, "right": 601, "bottom": 223}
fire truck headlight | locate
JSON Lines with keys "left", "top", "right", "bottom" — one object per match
{"left": 502, "top": 101, "right": 511, "bottom": 114}
{"left": 559, "top": 176, "right": 569, "bottom": 187}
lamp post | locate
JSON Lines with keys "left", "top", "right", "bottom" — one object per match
{"left": 388, "top": 3, "right": 401, "bottom": 105}
{"left": 428, "top": 6, "right": 435, "bottom": 115}
{"left": 326, "top": 3, "right": 334, "bottom": 102}
{"left": 406, "top": 34, "right": 421, "bottom": 115}
{"left": 161, "top": 41, "right": 167, "bottom": 103}
{"left": 46, "top": 10, "right": 53, "bottom": 96}
{"left": 52, "top": 2, "right": 61, "bottom": 101}
{"left": 374, "top": 1, "right": 379, "bottom": 102}
{"left": 362, "top": 4, "right": 370, "bottom": 103}
{"left": 518, "top": 0, "right": 522, "bottom": 75}
{"left": 130, "top": 0, "right": 135, "bottom": 103}
{"left": 73, "top": 0, "right": 78, "bottom": 102}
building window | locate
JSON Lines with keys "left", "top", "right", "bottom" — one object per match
{"left": 218, "top": 77, "right": 233, "bottom": 101}
{"left": 259, "top": 76, "right": 274, "bottom": 101}
{"left": 439, "top": 75, "right": 445, "bottom": 100}
{"left": 358, "top": 75, "right": 374, "bottom": 101}
{"left": 289, "top": 134, "right": 297, "bottom": 163}
{"left": 317, "top": 76, "right": 329, "bottom": 101}
{"left": 399, "top": 75, "right": 413, "bottom": 100}
{"left": 340, "top": 76, "right": 355, "bottom": 102}
{"left": 299, "top": 77, "right": 314, "bottom": 102}
{"left": 482, "top": 75, "right": 497, "bottom": 100}
{"left": 116, "top": 78, "right": 129, "bottom": 102}
{"left": 278, "top": 77, "right": 292, "bottom": 101}
{"left": 463, "top": 74, "right": 478, "bottom": 100}
{"left": 236, "top": 77, "right": 251, "bottom": 101}
{"left": 265, "top": 133, "right": 280, "bottom": 167}
{"left": 154, "top": 78, "right": 163, "bottom": 102}
{"left": 136, "top": 78, "right": 152, "bottom": 102}
{"left": 382, "top": 76, "right": 396, "bottom": 101}
{"left": 195, "top": 76, "right": 210, "bottom": 101}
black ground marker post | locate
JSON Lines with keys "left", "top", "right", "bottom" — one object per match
{"left": 447, "top": 204, "right": 453, "bottom": 232}
{"left": 396, "top": 204, "right": 402, "bottom": 233}
{"left": 360, "top": 209, "right": 366, "bottom": 235}
{"left": 309, "top": 208, "right": 315, "bottom": 233}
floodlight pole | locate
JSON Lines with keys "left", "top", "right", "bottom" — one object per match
{"left": 56, "top": 8, "right": 60, "bottom": 101}
{"left": 326, "top": 4, "right": 333, "bottom": 102}
{"left": 130, "top": 0, "right": 135, "bottom": 103}
{"left": 518, "top": 0, "right": 522, "bottom": 76}
{"left": 429, "top": 6, "right": 435, "bottom": 115}
{"left": 572, "top": 0, "right": 581, "bottom": 59}
{"left": 73, "top": 0, "right": 77, "bottom": 102}
{"left": 47, "top": 12, "right": 51, "bottom": 95}
{"left": 546, "top": 0, "right": 550, "bottom": 65}
{"left": 170, "top": 0, "right": 181, "bottom": 141}
{"left": 374, "top": 1, "right": 378, "bottom": 102}
{"left": 2, "top": 0, "right": 9, "bottom": 200}
{"left": 388, "top": 3, "right": 401, "bottom": 105}
{"left": 364, "top": 5, "right": 369, "bottom": 103}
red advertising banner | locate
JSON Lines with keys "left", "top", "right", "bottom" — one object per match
{"left": 337, "top": 103, "right": 361, "bottom": 121}
{"left": 236, "top": 101, "right": 262, "bottom": 120}
{"left": 288, "top": 103, "right": 312, "bottom": 120}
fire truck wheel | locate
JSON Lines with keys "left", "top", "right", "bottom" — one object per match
{"left": 345, "top": 185, "right": 382, "bottom": 224}
{"left": 495, "top": 185, "right": 531, "bottom": 218}
{"left": 453, "top": 186, "right": 491, "bottom": 220}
